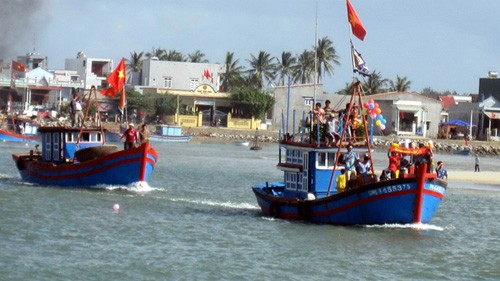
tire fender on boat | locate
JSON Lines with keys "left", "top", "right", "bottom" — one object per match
{"left": 16, "top": 157, "right": 26, "bottom": 170}
{"left": 268, "top": 202, "right": 280, "bottom": 218}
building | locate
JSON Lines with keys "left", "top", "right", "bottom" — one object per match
{"left": 65, "top": 51, "right": 112, "bottom": 90}
{"left": 271, "top": 84, "right": 324, "bottom": 132}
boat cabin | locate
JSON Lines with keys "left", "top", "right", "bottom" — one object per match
{"left": 7, "top": 118, "right": 39, "bottom": 135}
{"left": 39, "top": 127, "right": 105, "bottom": 162}
{"left": 155, "top": 124, "right": 183, "bottom": 136}
{"left": 277, "top": 144, "right": 343, "bottom": 199}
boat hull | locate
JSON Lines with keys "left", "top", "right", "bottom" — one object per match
{"left": 252, "top": 174, "right": 446, "bottom": 225}
{"left": 0, "top": 129, "right": 41, "bottom": 142}
{"left": 12, "top": 142, "right": 158, "bottom": 187}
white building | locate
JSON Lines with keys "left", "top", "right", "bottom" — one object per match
{"left": 65, "top": 51, "right": 112, "bottom": 90}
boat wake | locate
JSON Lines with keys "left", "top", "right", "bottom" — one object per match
{"left": 171, "top": 198, "right": 259, "bottom": 210}
{"left": 365, "top": 223, "right": 444, "bottom": 231}
{"left": 94, "top": 181, "right": 161, "bottom": 192}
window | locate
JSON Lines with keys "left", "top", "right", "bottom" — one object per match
{"left": 164, "top": 77, "right": 172, "bottom": 88}
{"left": 190, "top": 79, "right": 199, "bottom": 90}
{"left": 316, "top": 152, "right": 336, "bottom": 169}
{"left": 304, "top": 97, "right": 313, "bottom": 107}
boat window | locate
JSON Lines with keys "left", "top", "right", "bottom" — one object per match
{"left": 317, "top": 152, "right": 336, "bottom": 168}
{"left": 286, "top": 149, "right": 303, "bottom": 165}
{"left": 44, "top": 133, "right": 52, "bottom": 160}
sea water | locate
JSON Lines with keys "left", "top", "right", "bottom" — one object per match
{"left": 1, "top": 141, "right": 499, "bottom": 281}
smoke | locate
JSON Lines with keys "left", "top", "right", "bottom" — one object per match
{"left": 0, "top": 0, "right": 47, "bottom": 61}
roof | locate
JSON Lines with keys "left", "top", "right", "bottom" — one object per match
{"left": 439, "top": 120, "right": 475, "bottom": 127}
{"left": 439, "top": 96, "right": 456, "bottom": 110}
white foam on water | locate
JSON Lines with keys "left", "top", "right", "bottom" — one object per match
{"left": 170, "top": 197, "right": 259, "bottom": 210}
{"left": 365, "top": 222, "right": 444, "bottom": 231}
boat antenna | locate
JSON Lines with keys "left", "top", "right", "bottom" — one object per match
{"left": 310, "top": 2, "right": 319, "bottom": 138}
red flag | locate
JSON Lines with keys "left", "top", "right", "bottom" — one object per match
{"left": 118, "top": 87, "right": 126, "bottom": 115}
{"left": 12, "top": 60, "right": 25, "bottom": 72}
{"left": 346, "top": 0, "right": 366, "bottom": 41}
{"left": 100, "top": 58, "right": 126, "bottom": 97}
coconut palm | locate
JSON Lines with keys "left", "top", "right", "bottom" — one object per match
{"left": 389, "top": 75, "right": 411, "bottom": 92}
{"left": 164, "top": 50, "right": 185, "bottom": 62}
{"left": 293, "top": 50, "right": 315, "bottom": 84}
{"left": 220, "top": 52, "right": 245, "bottom": 92}
{"left": 315, "top": 36, "right": 340, "bottom": 83}
{"left": 127, "top": 51, "right": 143, "bottom": 72}
{"left": 362, "top": 70, "right": 388, "bottom": 95}
{"left": 188, "top": 50, "right": 209, "bottom": 63}
{"left": 247, "top": 51, "right": 276, "bottom": 89}
{"left": 276, "top": 51, "right": 297, "bottom": 86}
{"left": 145, "top": 47, "right": 165, "bottom": 59}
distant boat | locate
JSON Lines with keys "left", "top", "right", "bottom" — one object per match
{"left": 250, "top": 129, "right": 262, "bottom": 150}
{"left": 0, "top": 118, "right": 41, "bottom": 142}
{"left": 453, "top": 148, "right": 471, "bottom": 156}
{"left": 149, "top": 124, "right": 192, "bottom": 143}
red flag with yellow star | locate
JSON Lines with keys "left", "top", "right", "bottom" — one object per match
{"left": 346, "top": 0, "right": 366, "bottom": 41}
{"left": 100, "top": 58, "right": 126, "bottom": 97}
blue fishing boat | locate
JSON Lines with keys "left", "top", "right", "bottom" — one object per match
{"left": 149, "top": 124, "right": 192, "bottom": 143}
{"left": 11, "top": 86, "right": 158, "bottom": 188}
{"left": 0, "top": 118, "right": 41, "bottom": 142}
{"left": 252, "top": 82, "right": 447, "bottom": 225}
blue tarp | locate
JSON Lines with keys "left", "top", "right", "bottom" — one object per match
{"left": 439, "top": 120, "right": 475, "bottom": 127}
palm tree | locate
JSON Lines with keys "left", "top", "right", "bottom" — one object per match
{"left": 389, "top": 75, "right": 411, "bottom": 92}
{"left": 247, "top": 51, "right": 276, "bottom": 89}
{"left": 293, "top": 50, "right": 315, "bottom": 84}
{"left": 315, "top": 36, "right": 340, "bottom": 83}
{"left": 145, "top": 47, "right": 165, "bottom": 59}
{"left": 127, "top": 51, "right": 143, "bottom": 72}
{"left": 188, "top": 50, "right": 209, "bottom": 63}
{"left": 362, "top": 70, "right": 387, "bottom": 95}
{"left": 276, "top": 51, "right": 297, "bottom": 86}
{"left": 220, "top": 52, "right": 245, "bottom": 92}
{"left": 164, "top": 50, "right": 185, "bottom": 62}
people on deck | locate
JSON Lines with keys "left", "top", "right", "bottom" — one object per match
{"left": 336, "top": 169, "right": 347, "bottom": 193}
{"left": 121, "top": 123, "right": 138, "bottom": 150}
{"left": 325, "top": 113, "right": 340, "bottom": 147}
{"left": 435, "top": 161, "right": 448, "bottom": 181}
{"left": 139, "top": 124, "right": 149, "bottom": 144}
{"left": 387, "top": 150, "right": 401, "bottom": 178}
{"left": 343, "top": 144, "right": 358, "bottom": 184}
{"left": 323, "top": 99, "right": 334, "bottom": 116}
{"left": 70, "top": 93, "right": 84, "bottom": 127}
{"left": 312, "top": 102, "right": 325, "bottom": 124}
{"left": 357, "top": 155, "right": 371, "bottom": 183}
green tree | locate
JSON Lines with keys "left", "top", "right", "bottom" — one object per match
{"left": 127, "top": 51, "right": 143, "bottom": 72}
{"left": 362, "top": 70, "right": 387, "bottom": 95}
{"left": 247, "top": 51, "right": 276, "bottom": 89}
{"left": 164, "top": 50, "right": 185, "bottom": 62}
{"left": 276, "top": 51, "right": 297, "bottom": 86}
{"left": 293, "top": 50, "right": 315, "bottom": 84}
{"left": 145, "top": 47, "right": 165, "bottom": 59}
{"left": 315, "top": 36, "right": 340, "bottom": 83}
{"left": 188, "top": 50, "right": 209, "bottom": 63}
{"left": 389, "top": 75, "right": 411, "bottom": 92}
{"left": 230, "top": 87, "right": 275, "bottom": 119}
{"left": 220, "top": 52, "right": 245, "bottom": 92}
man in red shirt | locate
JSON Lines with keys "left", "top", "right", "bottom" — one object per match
{"left": 121, "top": 123, "right": 138, "bottom": 150}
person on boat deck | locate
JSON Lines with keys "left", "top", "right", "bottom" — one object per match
{"left": 139, "top": 124, "right": 149, "bottom": 144}
{"left": 336, "top": 169, "right": 347, "bottom": 193}
{"left": 435, "top": 161, "right": 448, "bottom": 181}
{"left": 311, "top": 102, "right": 325, "bottom": 124}
{"left": 121, "top": 123, "right": 138, "bottom": 149}
{"left": 387, "top": 150, "right": 401, "bottom": 178}
{"left": 70, "top": 93, "right": 84, "bottom": 127}
{"left": 343, "top": 144, "right": 358, "bottom": 183}
{"left": 357, "top": 155, "right": 371, "bottom": 182}
{"left": 323, "top": 99, "right": 334, "bottom": 116}
{"left": 325, "top": 113, "right": 340, "bottom": 147}
{"left": 414, "top": 142, "right": 433, "bottom": 173}
{"left": 337, "top": 103, "right": 353, "bottom": 142}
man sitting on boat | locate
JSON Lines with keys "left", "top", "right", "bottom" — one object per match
{"left": 343, "top": 144, "right": 358, "bottom": 186}
{"left": 121, "top": 123, "right": 138, "bottom": 149}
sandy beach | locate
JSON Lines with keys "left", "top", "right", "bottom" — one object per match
{"left": 447, "top": 171, "right": 500, "bottom": 185}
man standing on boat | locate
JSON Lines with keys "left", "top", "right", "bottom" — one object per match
{"left": 343, "top": 144, "right": 358, "bottom": 185}
{"left": 121, "top": 123, "right": 138, "bottom": 149}
{"left": 70, "top": 92, "right": 84, "bottom": 127}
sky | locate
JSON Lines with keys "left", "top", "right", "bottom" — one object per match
{"left": 2, "top": 0, "right": 500, "bottom": 95}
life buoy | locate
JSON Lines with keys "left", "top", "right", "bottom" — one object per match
{"left": 16, "top": 157, "right": 26, "bottom": 170}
